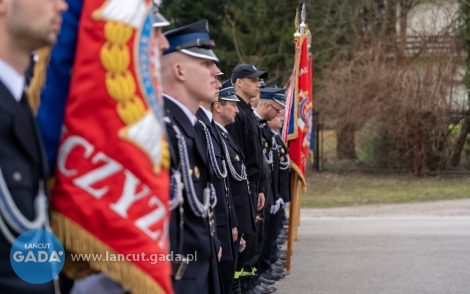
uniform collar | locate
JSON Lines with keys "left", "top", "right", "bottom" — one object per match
{"left": 163, "top": 93, "right": 196, "bottom": 126}
{"left": 253, "top": 110, "right": 262, "bottom": 120}
{"left": 214, "top": 121, "right": 227, "bottom": 133}
{"left": 0, "top": 58, "right": 25, "bottom": 102}
{"left": 199, "top": 105, "right": 213, "bottom": 122}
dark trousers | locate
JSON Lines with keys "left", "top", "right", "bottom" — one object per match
{"left": 242, "top": 213, "right": 265, "bottom": 273}
{"left": 270, "top": 208, "right": 286, "bottom": 264}
{"left": 236, "top": 232, "right": 253, "bottom": 272}
{"left": 256, "top": 207, "right": 282, "bottom": 274}
{"left": 220, "top": 235, "right": 241, "bottom": 293}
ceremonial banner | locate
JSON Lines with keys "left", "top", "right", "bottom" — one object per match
{"left": 38, "top": 1, "right": 172, "bottom": 293}
{"left": 283, "top": 35, "right": 312, "bottom": 186}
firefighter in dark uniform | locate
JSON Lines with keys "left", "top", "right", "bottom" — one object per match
{"left": 0, "top": 0, "right": 68, "bottom": 293}
{"left": 267, "top": 112, "right": 291, "bottom": 273}
{"left": 255, "top": 87, "right": 289, "bottom": 284}
{"left": 161, "top": 20, "right": 222, "bottom": 294}
{"left": 212, "top": 85, "right": 258, "bottom": 294}
{"left": 250, "top": 87, "right": 286, "bottom": 293}
{"left": 195, "top": 73, "right": 239, "bottom": 294}
{"left": 224, "top": 64, "right": 269, "bottom": 293}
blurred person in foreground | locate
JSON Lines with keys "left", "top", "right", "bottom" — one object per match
{"left": 0, "top": 0, "right": 68, "bottom": 293}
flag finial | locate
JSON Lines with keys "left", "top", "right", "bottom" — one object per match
{"left": 301, "top": 3, "right": 306, "bottom": 23}
{"left": 300, "top": 3, "right": 306, "bottom": 34}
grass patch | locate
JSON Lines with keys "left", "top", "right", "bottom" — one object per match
{"left": 301, "top": 172, "right": 470, "bottom": 208}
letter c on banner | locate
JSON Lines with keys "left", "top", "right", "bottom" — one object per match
{"left": 57, "top": 136, "right": 95, "bottom": 176}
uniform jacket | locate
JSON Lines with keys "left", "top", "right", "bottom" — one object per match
{"left": 163, "top": 95, "right": 220, "bottom": 294}
{"left": 195, "top": 108, "right": 238, "bottom": 261}
{"left": 226, "top": 96, "right": 264, "bottom": 209}
{"left": 0, "top": 81, "right": 53, "bottom": 293}
{"left": 273, "top": 133, "right": 291, "bottom": 203}
{"left": 259, "top": 123, "right": 280, "bottom": 206}
{"left": 216, "top": 125, "right": 256, "bottom": 235}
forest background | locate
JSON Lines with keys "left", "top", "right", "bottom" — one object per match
{"left": 160, "top": 0, "right": 470, "bottom": 207}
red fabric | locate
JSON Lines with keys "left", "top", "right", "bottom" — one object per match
{"left": 51, "top": 1, "right": 172, "bottom": 293}
{"left": 288, "top": 36, "right": 313, "bottom": 183}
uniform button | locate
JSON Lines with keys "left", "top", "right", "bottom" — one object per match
{"left": 12, "top": 172, "right": 22, "bottom": 182}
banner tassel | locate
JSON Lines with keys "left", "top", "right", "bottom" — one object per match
{"left": 28, "top": 46, "right": 51, "bottom": 114}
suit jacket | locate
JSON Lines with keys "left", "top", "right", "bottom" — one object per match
{"left": 0, "top": 81, "right": 53, "bottom": 293}
{"left": 226, "top": 97, "right": 264, "bottom": 211}
{"left": 259, "top": 123, "right": 280, "bottom": 206}
{"left": 163, "top": 96, "right": 220, "bottom": 294}
{"left": 217, "top": 125, "right": 256, "bottom": 235}
{"left": 274, "top": 134, "right": 291, "bottom": 203}
{"left": 195, "top": 108, "right": 238, "bottom": 261}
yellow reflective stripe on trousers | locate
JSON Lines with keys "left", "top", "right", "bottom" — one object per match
{"left": 234, "top": 269, "right": 244, "bottom": 279}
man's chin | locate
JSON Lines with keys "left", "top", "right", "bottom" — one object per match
{"left": 41, "top": 35, "right": 58, "bottom": 47}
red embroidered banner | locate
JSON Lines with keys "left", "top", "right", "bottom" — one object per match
{"left": 50, "top": 1, "right": 172, "bottom": 293}
{"left": 286, "top": 35, "right": 313, "bottom": 185}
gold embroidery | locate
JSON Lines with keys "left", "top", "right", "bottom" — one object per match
{"left": 97, "top": 18, "right": 170, "bottom": 172}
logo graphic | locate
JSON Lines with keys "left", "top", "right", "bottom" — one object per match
{"left": 10, "top": 229, "right": 65, "bottom": 284}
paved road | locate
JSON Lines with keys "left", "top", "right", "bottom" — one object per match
{"left": 275, "top": 199, "right": 470, "bottom": 294}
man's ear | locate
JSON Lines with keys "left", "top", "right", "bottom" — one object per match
{"left": 173, "top": 63, "right": 185, "bottom": 82}
{"left": 235, "top": 78, "right": 243, "bottom": 88}
{"left": 213, "top": 102, "right": 222, "bottom": 113}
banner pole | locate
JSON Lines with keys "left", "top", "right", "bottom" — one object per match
{"left": 295, "top": 180, "right": 301, "bottom": 241}
{"left": 286, "top": 172, "right": 299, "bottom": 273}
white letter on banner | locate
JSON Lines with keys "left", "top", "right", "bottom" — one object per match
{"left": 109, "top": 170, "right": 151, "bottom": 218}
{"left": 57, "top": 136, "right": 94, "bottom": 176}
{"left": 73, "top": 152, "right": 123, "bottom": 199}
{"left": 134, "top": 196, "right": 166, "bottom": 242}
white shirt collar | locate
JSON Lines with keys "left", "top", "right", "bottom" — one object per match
{"left": 214, "top": 121, "right": 228, "bottom": 133}
{"left": 199, "top": 105, "right": 213, "bottom": 122}
{"left": 0, "top": 58, "right": 25, "bottom": 102}
{"left": 271, "top": 130, "right": 280, "bottom": 136}
{"left": 253, "top": 110, "right": 263, "bottom": 120}
{"left": 163, "top": 93, "right": 196, "bottom": 126}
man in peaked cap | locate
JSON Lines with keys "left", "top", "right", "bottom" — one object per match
{"left": 161, "top": 19, "right": 222, "bottom": 294}
{"left": 195, "top": 71, "right": 240, "bottom": 294}
{"left": 252, "top": 87, "right": 287, "bottom": 292}
{"left": 69, "top": 4, "right": 170, "bottom": 294}
{"left": 225, "top": 64, "right": 269, "bottom": 293}
{"left": 266, "top": 101, "right": 291, "bottom": 282}
{"left": 237, "top": 87, "right": 286, "bottom": 294}
{"left": 228, "top": 65, "right": 268, "bottom": 212}
{"left": 212, "top": 85, "right": 258, "bottom": 294}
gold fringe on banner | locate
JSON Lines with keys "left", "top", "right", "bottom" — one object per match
{"left": 51, "top": 210, "right": 167, "bottom": 294}
{"left": 28, "top": 46, "right": 52, "bottom": 114}
{"left": 289, "top": 160, "right": 306, "bottom": 188}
